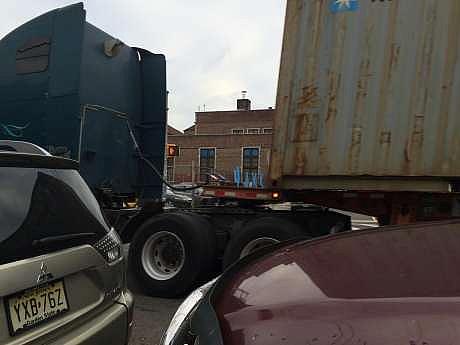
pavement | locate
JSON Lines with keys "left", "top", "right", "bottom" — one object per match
{"left": 128, "top": 293, "right": 181, "bottom": 345}
{"left": 124, "top": 211, "right": 377, "bottom": 345}
{"left": 124, "top": 246, "right": 182, "bottom": 345}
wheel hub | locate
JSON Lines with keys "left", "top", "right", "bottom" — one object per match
{"left": 142, "top": 231, "right": 186, "bottom": 281}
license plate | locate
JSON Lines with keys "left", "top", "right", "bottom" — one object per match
{"left": 6, "top": 280, "right": 69, "bottom": 335}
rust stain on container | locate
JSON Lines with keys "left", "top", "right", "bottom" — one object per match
{"left": 271, "top": 0, "right": 460, "bottom": 191}
{"left": 380, "top": 132, "right": 391, "bottom": 145}
{"left": 295, "top": 145, "right": 306, "bottom": 175}
{"left": 294, "top": 113, "right": 319, "bottom": 143}
{"left": 405, "top": 114, "right": 425, "bottom": 163}
{"left": 298, "top": 85, "right": 321, "bottom": 111}
{"left": 294, "top": 85, "right": 320, "bottom": 143}
{"left": 318, "top": 145, "right": 330, "bottom": 173}
{"left": 387, "top": 44, "right": 401, "bottom": 81}
{"left": 325, "top": 71, "right": 341, "bottom": 122}
{"left": 348, "top": 127, "right": 362, "bottom": 173}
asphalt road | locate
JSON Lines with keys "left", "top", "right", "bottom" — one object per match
{"left": 124, "top": 211, "right": 377, "bottom": 345}
{"left": 128, "top": 293, "right": 181, "bottom": 345}
{"left": 124, "top": 246, "right": 182, "bottom": 345}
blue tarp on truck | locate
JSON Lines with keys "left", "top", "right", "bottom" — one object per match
{"left": 0, "top": 3, "right": 167, "bottom": 201}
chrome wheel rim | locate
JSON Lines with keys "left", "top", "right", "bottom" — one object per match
{"left": 141, "top": 231, "right": 185, "bottom": 281}
{"left": 240, "top": 237, "right": 280, "bottom": 259}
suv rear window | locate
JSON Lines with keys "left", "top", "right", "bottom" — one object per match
{"left": 0, "top": 167, "right": 109, "bottom": 263}
{"left": 0, "top": 168, "right": 36, "bottom": 243}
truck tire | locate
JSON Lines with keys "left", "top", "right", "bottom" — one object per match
{"left": 222, "top": 217, "right": 308, "bottom": 269}
{"left": 129, "top": 212, "right": 217, "bottom": 297}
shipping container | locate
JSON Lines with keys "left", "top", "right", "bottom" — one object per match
{"left": 271, "top": 0, "right": 460, "bottom": 192}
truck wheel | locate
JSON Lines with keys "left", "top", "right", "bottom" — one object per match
{"left": 129, "top": 212, "right": 216, "bottom": 297}
{"left": 222, "top": 217, "right": 308, "bottom": 269}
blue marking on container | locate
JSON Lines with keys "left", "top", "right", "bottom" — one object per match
{"left": 330, "top": 0, "right": 359, "bottom": 13}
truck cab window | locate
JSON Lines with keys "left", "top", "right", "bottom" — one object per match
{"left": 16, "top": 37, "right": 50, "bottom": 74}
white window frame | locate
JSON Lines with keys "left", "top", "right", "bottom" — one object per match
{"left": 246, "top": 128, "right": 260, "bottom": 135}
{"left": 262, "top": 128, "right": 273, "bottom": 134}
{"left": 232, "top": 128, "right": 245, "bottom": 135}
{"left": 198, "top": 147, "right": 217, "bottom": 181}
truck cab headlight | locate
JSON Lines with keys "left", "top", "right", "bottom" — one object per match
{"left": 161, "top": 278, "right": 218, "bottom": 345}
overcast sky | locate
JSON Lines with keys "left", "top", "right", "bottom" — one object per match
{"left": 0, "top": 1, "right": 287, "bottom": 131}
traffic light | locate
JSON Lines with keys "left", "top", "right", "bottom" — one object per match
{"left": 167, "top": 144, "right": 179, "bottom": 157}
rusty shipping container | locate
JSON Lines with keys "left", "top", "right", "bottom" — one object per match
{"left": 271, "top": 0, "right": 460, "bottom": 192}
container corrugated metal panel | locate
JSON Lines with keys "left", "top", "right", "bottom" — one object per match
{"left": 271, "top": 0, "right": 460, "bottom": 192}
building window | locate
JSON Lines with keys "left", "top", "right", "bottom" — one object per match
{"left": 242, "top": 147, "right": 260, "bottom": 177}
{"left": 232, "top": 128, "right": 244, "bottom": 135}
{"left": 16, "top": 37, "right": 50, "bottom": 74}
{"left": 166, "top": 157, "right": 175, "bottom": 183}
{"left": 199, "top": 148, "right": 216, "bottom": 182}
{"left": 263, "top": 128, "right": 273, "bottom": 134}
{"left": 246, "top": 128, "right": 260, "bottom": 134}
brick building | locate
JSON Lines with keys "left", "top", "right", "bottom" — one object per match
{"left": 167, "top": 125, "right": 183, "bottom": 136}
{"left": 167, "top": 98, "right": 274, "bottom": 186}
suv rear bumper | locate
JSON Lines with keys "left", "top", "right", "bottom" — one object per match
{"left": 48, "top": 290, "right": 134, "bottom": 345}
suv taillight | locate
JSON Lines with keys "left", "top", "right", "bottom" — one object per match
{"left": 94, "top": 228, "right": 122, "bottom": 263}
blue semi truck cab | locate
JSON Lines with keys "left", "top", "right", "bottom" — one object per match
{"left": 0, "top": 3, "right": 350, "bottom": 297}
{"left": 0, "top": 3, "right": 166, "bottom": 204}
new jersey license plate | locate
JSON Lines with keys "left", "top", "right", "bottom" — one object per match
{"left": 6, "top": 280, "right": 69, "bottom": 335}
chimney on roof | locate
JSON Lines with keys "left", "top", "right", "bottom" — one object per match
{"left": 237, "top": 91, "right": 251, "bottom": 111}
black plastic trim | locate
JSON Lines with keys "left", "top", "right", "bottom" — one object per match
{"left": 0, "top": 153, "right": 78, "bottom": 170}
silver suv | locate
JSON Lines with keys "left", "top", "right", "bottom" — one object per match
{"left": 0, "top": 141, "right": 133, "bottom": 344}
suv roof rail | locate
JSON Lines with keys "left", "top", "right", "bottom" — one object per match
{"left": 0, "top": 140, "right": 51, "bottom": 156}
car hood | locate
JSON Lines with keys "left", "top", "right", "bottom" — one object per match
{"left": 213, "top": 219, "right": 460, "bottom": 345}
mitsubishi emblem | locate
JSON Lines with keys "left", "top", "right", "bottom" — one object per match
{"left": 37, "top": 262, "right": 54, "bottom": 285}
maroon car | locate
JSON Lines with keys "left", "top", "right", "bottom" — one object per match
{"left": 160, "top": 220, "right": 460, "bottom": 345}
